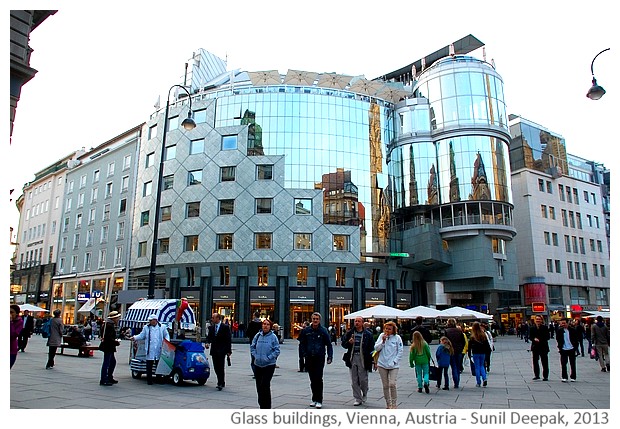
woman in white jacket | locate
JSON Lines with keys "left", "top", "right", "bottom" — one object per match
{"left": 131, "top": 314, "right": 170, "bottom": 385}
{"left": 373, "top": 321, "right": 404, "bottom": 409}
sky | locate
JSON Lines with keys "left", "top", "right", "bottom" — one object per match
{"left": 7, "top": 0, "right": 618, "bottom": 238}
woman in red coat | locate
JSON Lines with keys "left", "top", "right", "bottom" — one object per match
{"left": 10, "top": 305, "right": 23, "bottom": 369}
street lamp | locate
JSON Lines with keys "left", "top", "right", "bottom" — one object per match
{"left": 148, "top": 84, "right": 196, "bottom": 299}
{"left": 586, "top": 48, "right": 610, "bottom": 100}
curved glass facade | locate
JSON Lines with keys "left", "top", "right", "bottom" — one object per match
{"left": 215, "top": 89, "right": 394, "bottom": 254}
{"left": 389, "top": 56, "right": 512, "bottom": 214}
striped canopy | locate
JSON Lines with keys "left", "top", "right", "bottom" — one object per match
{"left": 119, "top": 299, "right": 196, "bottom": 330}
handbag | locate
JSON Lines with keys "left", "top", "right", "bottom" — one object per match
{"left": 428, "top": 358, "right": 438, "bottom": 381}
{"left": 469, "top": 356, "right": 476, "bottom": 376}
{"left": 342, "top": 351, "right": 352, "bottom": 368}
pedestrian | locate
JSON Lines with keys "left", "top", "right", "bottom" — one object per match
{"left": 574, "top": 319, "right": 586, "bottom": 357}
{"left": 232, "top": 320, "right": 239, "bottom": 338}
{"left": 246, "top": 311, "right": 263, "bottom": 378}
{"left": 91, "top": 318, "right": 99, "bottom": 339}
{"left": 374, "top": 321, "right": 403, "bottom": 409}
{"left": 444, "top": 318, "right": 465, "bottom": 389}
{"left": 522, "top": 321, "right": 530, "bottom": 343}
{"left": 46, "top": 309, "right": 64, "bottom": 370}
{"left": 130, "top": 314, "right": 170, "bottom": 385}
{"left": 299, "top": 312, "right": 333, "bottom": 409}
{"left": 409, "top": 330, "right": 432, "bottom": 394}
{"left": 342, "top": 316, "right": 374, "bottom": 406}
{"left": 411, "top": 316, "right": 433, "bottom": 345}
{"left": 548, "top": 322, "right": 555, "bottom": 339}
{"left": 250, "top": 318, "right": 281, "bottom": 408}
{"left": 206, "top": 312, "right": 232, "bottom": 391}
{"left": 555, "top": 318, "right": 579, "bottom": 382}
{"left": 529, "top": 315, "right": 550, "bottom": 381}
{"left": 482, "top": 322, "right": 494, "bottom": 372}
{"left": 18, "top": 309, "right": 34, "bottom": 352}
{"left": 590, "top": 315, "right": 610, "bottom": 372}
{"left": 238, "top": 321, "right": 245, "bottom": 339}
{"left": 297, "top": 321, "right": 309, "bottom": 372}
{"left": 10, "top": 305, "right": 23, "bottom": 369}
{"left": 83, "top": 318, "right": 92, "bottom": 341}
{"left": 99, "top": 310, "right": 122, "bottom": 385}
{"left": 468, "top": 321, "right": 491, "bottom": 387}
{"left": 435, "top": 336, "right": 453, "bottom": 390}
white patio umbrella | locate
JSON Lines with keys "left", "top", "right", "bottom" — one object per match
{"left": 439, "top": 306, "right": 492, "bottom": 320}
{"left": 344, "top": 304, "right": 407, "bottom": 320}
{"left": 18, "top": 303, "right": 49, "bottom": 312}
{"left": 401, "top": 305, "right": 443, "bottom": 319}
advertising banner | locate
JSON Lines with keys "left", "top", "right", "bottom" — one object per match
{"left": 155, "top": 338, "right": 176, "bottom": 375}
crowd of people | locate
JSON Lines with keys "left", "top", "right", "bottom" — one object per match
{"left": 9, "top": 305, "right": 611, "bottom": 410}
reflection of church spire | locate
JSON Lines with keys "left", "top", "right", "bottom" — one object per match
{"left": 448, "top": 141, "right": 461, "bottom": 202}
{"left": 469, "top": 152, "right": 491, "bottom": 200}
{"left": 493, "top": 138, "right": 508, "bottom": 202}
{"left": 427, "top": 163, "right": 438, "bottom": 205}
{"left": 408, "top": 145, "right": 419, "bottom": 205}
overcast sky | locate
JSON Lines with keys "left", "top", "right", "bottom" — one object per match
{"left": 8, "top": 0, "right": 617, "bottom": 235}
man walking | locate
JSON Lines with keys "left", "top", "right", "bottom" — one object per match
{"left": 299, "top": 312, "right": 333, "bottom": 409}
{"left": 342, "top": 316, "right": 374, "bottom": 406}
{"left": 574, "top": 319, "right": 586, "bottom": 357}
{"left": 18, "top": 309, "right": 35, "bottom": 352}
{"left": 45, "top": 309, "right": 64, "bottom": 370}
{"left": 444, "top": 318, "right": 465, "bottom": 389}
{"left": 591, "top": 315, "right": 610, "bottom": 372}
{"left": 411, "top": 316, "right": 433, "bottom": 345}
{"left": 529, "top": 315, "right": 550, "bottom": 381}
{"left": 556, "top": 318, "right": 579, "bottom": 382}
{"left": 130, "top": 314, "right": 170, "bottom": 385}
{"left": 206, "top": 312, "right": 232, "bottom": 391}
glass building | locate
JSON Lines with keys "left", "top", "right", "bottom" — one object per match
{"left": 128, "top": 41, "right": 518, "bottom": 336}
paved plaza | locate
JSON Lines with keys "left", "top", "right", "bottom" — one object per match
{"left": 9, "top": 333, "right": 610, "bottom": 410}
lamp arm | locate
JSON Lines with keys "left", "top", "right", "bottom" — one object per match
{"left": 590, "top": 48, "right": 610, "bottom": 76}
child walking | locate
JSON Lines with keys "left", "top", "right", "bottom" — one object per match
{"left": 435, "top": 336, "right": 453, "bottom": 390}
{"left": 409, "top": 330, "right": 432, "bottom": 393}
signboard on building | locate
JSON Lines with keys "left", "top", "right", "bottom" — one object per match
{"left": 531, "top": 302, "right": 546, "bottom": 312}
{"left": 524, "top": 283, "right": 547, "bottom": 305}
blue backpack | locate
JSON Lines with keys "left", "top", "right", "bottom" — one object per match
{"left": 41, "top": 320, "right": 51, "bottom": 338}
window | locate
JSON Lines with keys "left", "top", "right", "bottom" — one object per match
{"left": 601, "top": 265, "right": 606, "bottom": 277}
{"left": 71, "top": 255, "right": 78, "bottom": 272}
{"left": 77, "top": 192, "right": 85, "bottom": 208}
{"left": 544, "top": 231, "right": 551, "bottom": 245}
{"left": 188, "top": 170, "right": 202, "bottom": 185}
{"left": 80, "top": 174, "right": 87, "bottom": 188}
{"left": 60, "top": 237, "right": 67, "bottom": 252}
{"left": 579, "top": 237, "right": 585, "bottom": 254}
{"left": 143, "top": 181, "right": 152, "bottom": 197}
{"left": 222, "top": 135, "right": 238, "bottom": 150}
{"left": 91, "top": 188, "right": 98, "bottom": 203}
{"left": 257, "top": 165, "right": 273, "bottom": 180}
{"left": 554, "top": 260, "right": 561, "bottom": 273}
{"left": 591, "top": 193, "right": 596, "bottom": 205}
{"left": 161, "top": 206, "right": 172, "bottom": 222}
{"left": 186, "top": 267, "right": 196, "bottom": 287}
{"left": 186, "top": 202, "right": 200, "bottom": 218}
{"left": 140, "top": 211, "right": 149, "bottom": 226}
{"left": 546, "top": 259, "right": 553, "bottom": 273}
{"left": 258, "top": 266, "right": 269, "bottom": 286}
{"left": 590, "top": 239, "right": 595, "bottom": 251}
{"left": 336, "top": 267, "right": 346, "bottom": 287}
{"left": 86, "top": 229, "right": 93, "bottom": 246}
{"left": 98, "top": 250, "right": 106, "bottom": 268}
{"left": 569, "top": 211, "right": 575, "bottom": 228}
{"left": 371, "top": 269, "right": 380, "bottom": 288}
{"left": 572, "top": 236, "right": 578, "bottom": 253}
{"left": 84, "top": 253, "right": 92, "bottom": 271}
{"left": 107, "top": 162, "right": 115, "bottom": 177}
{"left": 583, "top": 191, "right": 589, "bottom": 203}
{"left": 567, "top": 261, "right": 574, "bottom": 279}
{"left": 561, "top": 209, "right": 567, "bottom": 227}
{"left": 597, "top": 240, "right": 603, "bottom": 252}
{"left": 159, "top": 238, "right": 170, "bottom": 254}
{"left": 219, "top": 199, "right": 234, "bottom": 215}
{"left": 333, "top": 235, "right": 349, "bottom": 251}
{"left": 295, "top": 198, "right": 312, "bottom": 214}
{"left": 255, "top": 233, "right": 272, "bottom": 249}
{"left": 575, "top": 262, "right": 581, "bottom": 280}
{"left": 138, "top": 241, "right": 147, "bottom": 257}
{"left": 190, "top": 139, "right": 204, "bottom": 154}
{"left": 194, "top": 109, "right": 207, "bottom": 123}
{"left": 217, "top": 234, "right": 233, "bottom": 250}
{"left": 59, "top": 257, "right": 65, "bottom": 273}
{"left": 492, "top": 238, "right": 505, "bottom": 254}
{"left": 220, "top": 166, "right": 236, "bottom": 182}
{"left": 164, "top": 145, "right": 176, "bottom": 161}
{"left": 587, "top": 214, "right": 593, "bottom": 227}
{"left": 116, "top": 221, "right": 125, "bottom": 240}
{"left": 538, "top": 179, "right": 544, "bottom": 192}
{"left": 256, "top": 198, "right": 273, "bottom": 214}
{"left": 294, "top": 233, "right": 312, "bottom": 250}
{"left": 93, "top": 169, "right": 100, "bottom": 183}
{"left": 163, "top": 174, "right": 174, "bottom": 190}
{"left": 148, "top": 124, "right": 158, "bottom": 140}
{"left": 564, "top": 235, "right": 571, "bottom": 252}
{"left": 123, "top": 154, "right": 131, "bottom": 170}
{"left": 296, "top": 266, "right": 309, "bottom": 285}
{"left": 215, "top": 265, "right": 230, "bottom": 286}
{"left": 546, "top": 181, "right": 552, "bottom": 194}
{"left": 541, "top": 205, "right": 548, "bottom": 218}
{"left": 566, "top": 186, "right": 572, "bottom": 203}
{"left": 101, "top": 225, "right": 109, "bottom": 243}
{"left": 103, "top": 204, "right": 110, "bottom": 221}
{"left": 573, "top": 188, "right": 579, "bottom": 204}
{"left": 145, "top": 152, "right": 154, "bottom": 168}
{"left": 121, "top": 176, "right": 129, "bottom": 192}
{"left": 105, "top": 182, "right": 113, "bottom": 198}
{"left": 75, "top": 213, "right": 82, "bottom": 229}
{"left": 593, "top": 264, "right": 599, "bottom": 277}
{"left": 576, "top": 213, "right": 582, "bottom": 229}
{"left": 582, "top": 263, "right": 588, "bottom": 280}
{"left": 559, "top": 184, "right": 565, "bottom": 201}
{"left": 114, "top": 246, "right": 123, "bottom": 266}
{"left": 184, "top": 235, "right": 199, "bottom": 252}
{"left": 168, "top": 116, "right": 179, "bottom": 130}
{"left": 119, "top": 198, "right": 127, "bottom": 216}
{"left": 73, "top": 233, "right": 80, "bottom": 249}
{"left": 67, "top": 180, "right": 74, "bottom": 193}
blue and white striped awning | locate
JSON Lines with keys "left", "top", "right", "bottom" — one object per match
{"left": 119, "top": 299, "right": 196, "bottom": 330}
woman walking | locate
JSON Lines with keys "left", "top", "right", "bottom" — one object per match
{"left": 374, "top": 321, "right": 403, "bottom": 409}
{"left": 468, "top": 322, "right": 492, "bottom": 387}
{"left": 435, "top": 336, "right": 453, "bottom": 390}
{"left": 250, "top": 319, "right": 281, "bottom": 408}
{"left": 10, "top": 305, "right": 23, "bottom": 369}
{"left": 409, "top": 331, "right": 432, "bottom": 393}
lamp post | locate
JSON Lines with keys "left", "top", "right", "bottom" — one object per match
{"left": 586, "top": 48, "right": 610, "bottom": 100}
{"left": 147, "top": 84, "right": 196, "bottom": 299}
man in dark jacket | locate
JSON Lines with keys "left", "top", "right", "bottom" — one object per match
{"left": 246, "top": 312, "right": 263, "bottom": 377}
{"left": 529, "top": 315, "right": 550, "bottom": 381}
{"left": 206, "top": 312, "right": 233, "bottom": 390}
{"left": 18, "top": 310, "right": 35, "bottom": 352}
{"left": 299, "top": 312, "right": 333, "bottom": 409}
{"left": 444, "top": 318, "right": 466, "bottom": 389}
{"left": 99, "top": 311, "right": 121, "bottom": 385}
{"left": 342, "top": 316, "right": 374, "bottom": 406}
{"left": 573, "top": 319, "right": 586, "bottom": 357}
{"left": 591, "top": 315, "right": 610, "bottom": 372}
{"left": 556, "top": 318, "right": 579, "bottom": 382}
{"left": 411, "top": 316, "right": 433, "bottom": 345}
